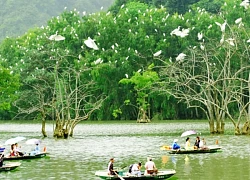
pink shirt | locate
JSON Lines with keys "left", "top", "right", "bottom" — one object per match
{"left": 145, "top": 161, "right": 155, "bottom": 170}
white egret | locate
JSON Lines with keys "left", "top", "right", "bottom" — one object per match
{"left": 235, "top": 18, "right": 242, "bottom": 24}
{"left": 94, "top": 58, "right": 103, "bottom": 65}
{"left": 226, "top": 38, "right": 235, "bottom": 46}
{"left": 200, "top": 44, "right": 205, "bottom": 51}
{"left": 215, "top": 21, "right": 227, "bottom": 32}
{"left": 169, "top": 57, "right": 172, "bottom": 63}
{"left": 170, "top": 27, "right": 189, "bottom": 38}
{"left": 48, "top": 31, "right": 65, "bottom": 41}
{"left": 247, "top": 39, "right": 250, "bottom": 43}
{"left": 125, "top": 74, "right": 128, "bottom": 78}
{"left": 176, "top": 53, "right": 186, "bottom": 61}
{"left": 84, "top": 37, "right": 99, "bottom": 50}
{"left": 197, "top": 32, "right": 203, "bottom": 40}
{"left": 240, "top": 0, "right": 249, "bottom": 9}
{"left": 153, "top": 50, "right": 162, "bottom": 57}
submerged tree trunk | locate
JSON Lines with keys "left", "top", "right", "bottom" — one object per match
{"left": 137, "top": 108, "right": 150, "bottom": 123}
{"left": 209, "top": 120, "right": 215, "bottom": 134}
{"left": 41, "top": 110, "right": 47, "bottom": 137}
{"left": 242, "top": 121, "right": 250, "bottom": 135}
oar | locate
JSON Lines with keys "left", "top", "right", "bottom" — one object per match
{"left": 114, "top": 171, "right": 125, "bottom": 180}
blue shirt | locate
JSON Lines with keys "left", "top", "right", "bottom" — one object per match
{"left": 172, "top": 142, "right": 180, "bottom": 150}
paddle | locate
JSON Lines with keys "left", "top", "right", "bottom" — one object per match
{"left": 114, "top": 171, "right": 125, "bottom": 180}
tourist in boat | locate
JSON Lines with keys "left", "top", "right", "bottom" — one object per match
{"left": 107, "top": 158, "right": 118, "bottom": 175}
{"left": 10, "top": 144, "right": 18, "bottom": 156}
{"left": 145, "top": 158, "right": 158, "bottom": 174}
{"left": 131, "top": 162, "right": 142, "bottom": 177}
{"left": 0, "top": 148, "right": 5, "bottom": 167}
{"left": 15, "top": 143, "right": 24, "bottom": 156}
{"left": 199, "top": 138, "right": 207, "bottom": 149}
{"left": 30, "top": 144, "right": 41, "bottom": 155}
{"left": 194, "top": 136, "right": 200, "bottom": 149}
{"left": 172, "top": 139, "right": 180, "bottom": 150}
{"left": 185, "top": 137, "right": 194, "bottom": 150}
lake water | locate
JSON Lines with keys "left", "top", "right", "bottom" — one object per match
{"left": 0, "top": 121, "right": 249, "bottom": 180}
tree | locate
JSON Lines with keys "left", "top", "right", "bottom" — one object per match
{"left": 119, "top": 64, "right": 159, "bottom": 122}
{"left": 157, "top": 0, "right": 250, "bottom": 134}
{"left": 2, "top": 10, "right": 105, "bottom": 138}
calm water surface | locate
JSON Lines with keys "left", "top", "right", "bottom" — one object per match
{"left": 0, "top": 121, "right": 249, "bottom": 180}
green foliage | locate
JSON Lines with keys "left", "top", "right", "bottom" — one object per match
{"left": 0, "top": 66, "right": 20, "bottom": 110}
{"left": 1, "top": 0, "right": 249, "bottom": 123}
{"left": 112, "top": 108, "right": 122, "bottom": 118}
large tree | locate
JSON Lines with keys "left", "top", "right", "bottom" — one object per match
{"left": 157, "top": 0, "right": 250, "bottom": 134}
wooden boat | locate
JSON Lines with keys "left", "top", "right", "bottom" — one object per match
{"left": 0, "top": 162, "right": 21, "bottom": 172}
{"left": 95, "top": 169, "right": 176, "bottom": 180}
{"left": 4, "top": 152, "right": 48, "bottom": 161}
{"left": 168, "top": 146, "right": 222, "bottom": 154}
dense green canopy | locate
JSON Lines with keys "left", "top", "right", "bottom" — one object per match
{"left": 0, "top": 0, "right": 250, "bottom": 135}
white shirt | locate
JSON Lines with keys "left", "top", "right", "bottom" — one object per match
{"left": 145, "top": 161, "right": 155, "bottom": 170}
{"left": 107, "top": 161, "right": 112, "bottom": 172}
{"left": 131, "top": 164, "right": 139, "bottom": 172}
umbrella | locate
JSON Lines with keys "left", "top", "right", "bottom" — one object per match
{"left": 181, "top": 130, "right": 197, "bottom": 137}
{"left": 26, "top": 139, "right": 41, "bottom": 145}
{"left": 5, "top": 136, "right": 26, "bottom": 145}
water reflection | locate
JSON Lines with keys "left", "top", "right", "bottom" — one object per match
{"left": 161, "top": 155, "right": 169, "bottom": 168}
{"left": 171, "top": 156, "right": 177, "bottom": 169}
{"left": 184, "top": 155, "right": 192, "bottom": 175}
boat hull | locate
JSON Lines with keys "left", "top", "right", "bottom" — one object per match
{"left": 168, "top": 147, "right": 222, "bottom": 154}
{"left": 4, "top": 152, "right": 48, "bottom": 161}
{"left": 0, "top": 162, "right": 21, "bottom": 172}
{"left": 95, "top": 170, "right": 176, "bottom": 180}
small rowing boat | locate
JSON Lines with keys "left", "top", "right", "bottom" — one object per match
{"left": 0, "top": 162, "right": 21, "bottom": 172}
{"left": 4, "top": 152, "right": 48, "bottom": 161}
{"left": 168, "top": 146, "right": 222, "bottom": 154}
{"left": 95, "top": 169, "right": 176, "bottom": 179}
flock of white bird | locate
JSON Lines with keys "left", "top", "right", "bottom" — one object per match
{"left": 2, "top": 0, "right": 250, "bottom": 77}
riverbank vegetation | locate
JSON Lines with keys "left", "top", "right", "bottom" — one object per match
{"left": 0, "top": 0, "right": 249, "bottom": 137}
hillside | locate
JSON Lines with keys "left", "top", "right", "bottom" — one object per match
{"left": 0, "top": 0, "right": 115, "bottom": 42}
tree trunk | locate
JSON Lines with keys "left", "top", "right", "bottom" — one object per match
{"left": 209, "top": 120, "right": 215, "bottom": 134}
{"left": 41, "top": 111, "right": 47, "bottom": 137}
{"left": 41, "top": 120, "right": 47, "bottom": 137}
{"left": 242, "top": 121, "right": 250, "bottom": 135}
{"left": 137, "top": 108, "right": 150, "bottom": 123}
{"left": 53, "top": 120, "right": 64, "bottom": 138}
{"left": 235, "top": 125, "right": 241, "bottom": 135}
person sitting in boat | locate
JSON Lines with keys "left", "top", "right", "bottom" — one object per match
{"left": 199, "top": 138, "right": 207, "bottom": 149}
{"left": 30, "top": 144, "right": 41, "bottom": 155}
{"left": 172, "top": 139, "right": 180, "bottom": 150}
{"left": 145, "top": 158, "right": 158, "bottom": 174}
{"left": 185, "top": 137, "right": 194, "bottom": 150}
{"left": 10, "top": 144, "right": 18, "bottom": 156}
{"left": 0, "top": 153, "right": 4, "bottom": 167}
{"left": 131, "top": 162, "right": 142, "bottom": 177}
{"left": 14, "top": 143, "right": 24, "bottom": 156}
{"left": 0, "top": 147, "right": 5, "bottom": 167}
{"left": 194, "top": 136, "right": 200, "bottom": 149}
{"left": 107, "top": 158, "right": 118, "bottom": 175}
